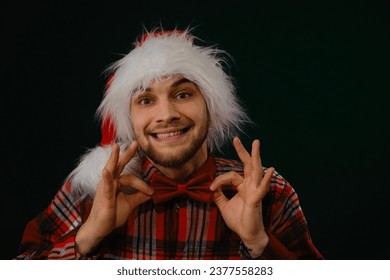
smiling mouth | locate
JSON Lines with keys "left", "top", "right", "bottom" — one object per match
{"left": 151, "top": 127, "right": 190, "bottom": 139}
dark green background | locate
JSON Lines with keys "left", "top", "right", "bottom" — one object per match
{"left": 2, "top": 0, "right": 389, "bottom": 259}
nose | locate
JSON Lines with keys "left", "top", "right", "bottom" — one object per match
{"left": 155, "top": 99, "right": 181, "bottom": 123}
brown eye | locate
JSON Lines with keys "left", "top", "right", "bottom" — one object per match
{"left": 176, "top": 92, "right": 191, "bottom": 100}
{"left": 139, "top": 97, "right": 152, "bottom": 105}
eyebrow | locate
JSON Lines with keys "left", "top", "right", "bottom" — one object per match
{"left": 170, "top": 77, "right": 195, "bottom": 88}
{"left": 142, "top": 77, "right": 195, "bottom": 93}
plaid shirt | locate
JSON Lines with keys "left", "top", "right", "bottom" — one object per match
{"left": 16, "top": 157, "right": 323, "bottom": 260}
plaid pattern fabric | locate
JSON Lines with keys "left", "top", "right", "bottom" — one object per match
{"left": 16, "top": 157, "right": 323, "bottom": 260}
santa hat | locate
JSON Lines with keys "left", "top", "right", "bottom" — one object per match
{"left": 69, "top": 28, "right": 250, "bottom": 197}
{"left": 98, "top": 28, "right": 249, "bottom": 152}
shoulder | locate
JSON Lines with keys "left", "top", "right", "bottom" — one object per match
{"left": 214, "top": 157, "right": 244, "bottom": 176}
{"left": 269, "top": 170, "right": 296, "bottom": 201}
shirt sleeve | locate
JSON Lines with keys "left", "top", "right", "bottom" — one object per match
{"left": 15, "top": 182, "right": 92, "bottom": 260}
{"left": 240, "top": 171, "right": 323, "bottom": 260}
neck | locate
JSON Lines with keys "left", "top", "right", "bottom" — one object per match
{"left": 150, "top": 142, "right": 209, "bottom": 182}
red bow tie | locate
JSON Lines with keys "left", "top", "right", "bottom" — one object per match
{"left": 151, "top": 172, "right": 214, "bottom": 204}
{"left": 150, "top": 158, "right": 216, "bottom": 204}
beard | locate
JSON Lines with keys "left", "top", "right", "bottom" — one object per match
{"left": 137, "top": 121, "right": 209, "bottom": 168}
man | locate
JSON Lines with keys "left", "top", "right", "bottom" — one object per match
{"left": 16, "top": 29, "right": 323, "bottom": 259}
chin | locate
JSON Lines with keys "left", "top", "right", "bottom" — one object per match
{"left": 151, "top": 150, "right": 191, "bottom": 167}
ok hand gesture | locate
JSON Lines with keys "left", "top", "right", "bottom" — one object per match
{"left": 210, "top": 137, "right": 274, "bottom": 256}
{"left": 75, "top": 141, "right": 153, "bottom": 256}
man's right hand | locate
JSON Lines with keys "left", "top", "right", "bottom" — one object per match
{"left": 75, "top": 141, "right": 153, "bottom": 256}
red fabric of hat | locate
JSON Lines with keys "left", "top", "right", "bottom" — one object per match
{"left": 101, "top": 73, "right": 116, "bottom": 146}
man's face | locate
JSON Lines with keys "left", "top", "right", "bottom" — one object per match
{"left": 130, "top": 75, "right": 209, "bottom": 168}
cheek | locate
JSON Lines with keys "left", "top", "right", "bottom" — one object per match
{"left": 129, "top": 112, "right": 144, "bottom": 134}
{"left": 130, "top": 109, "right": 156, "bottom": 138}
{"left": 196, "top": 101, "right": 209, "bottom": 123}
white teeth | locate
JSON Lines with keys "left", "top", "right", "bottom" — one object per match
{"left": 156, "top": 130, "right": 183, "bottom": 139}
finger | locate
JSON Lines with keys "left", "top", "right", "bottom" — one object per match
{"left": 118, "top": 173, "right": 154, "bottom": 195}
{"left": 106, "top": 143, "right": 120, "bottom": 174}
{"left": 116, "top": 141, "right": 139, "bottom": 177}
{"left": 251, "top": 139, "right": 261, "bottom": 170}
{"left": 101, "top": 167, "right": 116, "bottom": 201}
{"left": 233, "top": 137, "right": 252, "bottom": 176}
{"left": 256, "top": 167, "right": 275, "bottom": 199}
{"left": 210, "top": 171, "right": 243, "bottom": 191}
{"left": 251, "top": 139, "right": 263, "bottom": 183}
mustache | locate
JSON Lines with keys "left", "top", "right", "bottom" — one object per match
{"left": 145, "top": 120, "right": 194, "bottom": 133}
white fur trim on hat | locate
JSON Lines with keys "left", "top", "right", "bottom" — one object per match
{"left": 67, "top": 144, "right": 142, "bottom": 198}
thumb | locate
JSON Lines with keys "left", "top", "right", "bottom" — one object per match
{"left": 123, "top": 191, "right": 152, "bottom": 209}
{"left": 213, "top": 187, "right": 229, "bottom": 211}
